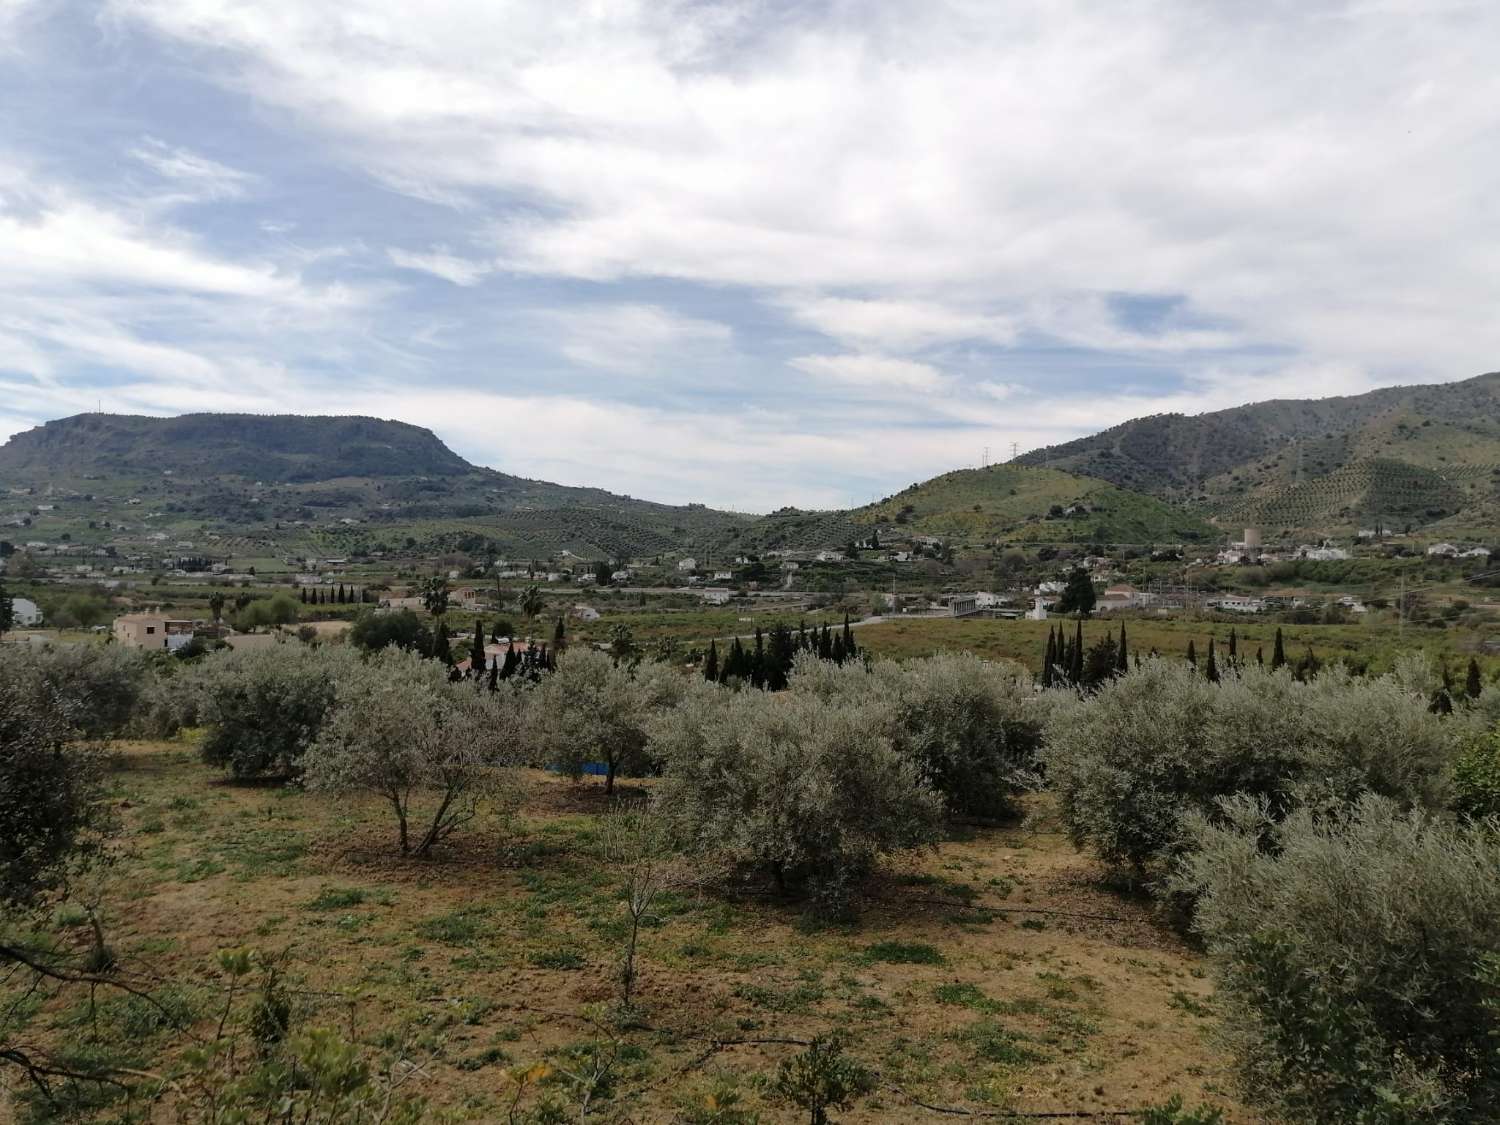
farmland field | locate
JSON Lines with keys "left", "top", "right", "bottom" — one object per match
{"left": 10, "top": 740, "right": 1250, "bottom": 1122}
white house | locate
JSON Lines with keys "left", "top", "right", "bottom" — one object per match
{"left": 677, "top": 557, "right": 698, "bottom": 572}
{"left": 9, "top": 597, "right": 42, "bottom": 626}
{"left": 1209, "top": 594, "right": 1266, "bottom": 614}
{"left": 1460, "top": 546, "right": 1492, "bottom": 559}
{"left": 713, "top": 570, "right": 733, "bottom": 581}
{"left": 1025, "top": 595, "right": 1049, "bottom": 621}
{"left": 1427, "top": 542, "right": 1459, "bottom": 557}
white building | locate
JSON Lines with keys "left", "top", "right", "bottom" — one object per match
{"left": 1427, "top": 542, "right": 1459, "bottom": 557}
{"left": 1025, "top": 595, "right": 1049, "bottom": 621}
{"left": 677, "top": 557, "right": 698, "bottom": 572}
{"left": 9, "top": 597, "right": 42, "bottom": 626}
{"left": 1208, "top": 594, "right": 1266, "bottom": 614}
{"left": 1460, "top": 546, "right": 1492, "bottom": 559}
{"left": 572, "top": 605, "right": 601, "bottom": 622}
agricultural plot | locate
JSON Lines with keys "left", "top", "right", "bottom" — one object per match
{"left": 9, "top": 742, "right": 1247, "bottom": 1122}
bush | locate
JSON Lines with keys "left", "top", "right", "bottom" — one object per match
{"left": 301, "top": 649, "right": 521, "bottom": 856}
{"left": 0, "top": 671, "right": 104, "bottom": 904}
{"left": 529, "top": 650, "right": 687, "bottom": 794}
{"left": 651, "top": 688, "right": 943, "bottom": 914}
{"left": 0, "top": 643, "right": 152, "bottom": 739}
{"left": 347, "top": 608, "right": 431, "bottom": 656}
{"left": 788, "top": 652, "right": 1042, "bottom": 819}
{"left": 1041, "top": 659, "right": 1457, "bottom": 882}
{"left": 1454, "top": 729, "right": 1500, "bottom": 819}
{"left": 193, "top": 645, "right": 356, "bottom": 778}
{"left": 1174, "top": 795, "right": 1500, "bottom": 1122}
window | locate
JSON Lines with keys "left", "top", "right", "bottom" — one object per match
{"left": 145, "top": 626, "right": 155, "bottom": 634}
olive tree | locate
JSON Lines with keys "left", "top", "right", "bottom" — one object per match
{"left": 0, "top": 643, "right": 152, "bottom": 740}
{"left": 651, "top": 689, "right": 943, "bottom": 914}
{"left": 302, "top": 650, "right": 521, "bottom": 856}
{"left": 1041, "top": 658, "right": 1458, "bottom": 883}
{"left": 193, "top": 645, "right": 356, "bottom": 778}
{"left": 0, "top": 671, "right": 104, "bottom": 905}
{"left": 1174, "top": 795, "right": 1500, "bottom": 1122}
{"left": 530, "top": 650, "right": 687, "bottom": 794}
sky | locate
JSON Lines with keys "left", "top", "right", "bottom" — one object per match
{"left": 2, "top": 1, "right": 1499, "bottom": 512}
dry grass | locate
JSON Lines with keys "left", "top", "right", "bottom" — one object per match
{"left": 3, "top": 740, "right": 1259, "bottom": 1123}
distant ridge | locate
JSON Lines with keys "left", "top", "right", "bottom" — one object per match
{"left": 1016, "top": 371, "right": 1500, "bottom": 535}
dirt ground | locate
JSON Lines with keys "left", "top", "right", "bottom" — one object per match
{"left": 3, "top": 740, "right": 1259, "bottom": 1123}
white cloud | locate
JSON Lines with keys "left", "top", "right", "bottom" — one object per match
{"left": 545, "top": 303, "right": 732, "bottom": 375}
{"left": 108, "top": 0, "right": 1500, "bottom": 389}
{"left": 131, "top": 137, "right": 255, "bottom": 201}
{"left": 790, "top": 354, "right": 946, "bottom": 391}
{"left": 387, "top": 247, "right": 490, "bottom": 286}
{"left": 779, "top": 296, "right": 1017, "bottom": 352}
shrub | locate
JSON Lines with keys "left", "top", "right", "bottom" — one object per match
{"left": 529, "top": 651, "right": 688, "bottom": 794}
{"left": 773, "top": 1035, "right": 874, "bottom": 1125}
{"left": 788, "top": 652, "right": 1042, "bottom": 818}
{"left": 651, "top": 689, "right": 943, "bottom": 914}
{"left": 0, "top": 643, "right": 152, "bottom": 739}
{"left": 1041, "top": 659, "right": 1457, "bottom": 882}
{"left": 193, "top": 645, "right": 355, "bottom": 778}
{"left": 0, "top": 671, "right": 104, "bottom": 904}
{"left": 1454, "top": 729, "right": 1500, "bottom": 819}
{"left": 1174, "top": 795, "right": 1500, "bottom": 1122}
{"left": 347, "top": 608, "right": 431, "bottom": 656}
{"left": 302, "top": 649, "right": 520, "bottom": 856}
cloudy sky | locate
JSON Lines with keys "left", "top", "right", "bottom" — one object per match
{"left": 2, "top": 1, "right": 1498, "bottom": 510}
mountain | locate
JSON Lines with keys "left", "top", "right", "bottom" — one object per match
{"left": 719, "top": 463, "right": 1215, "bottom": 553}
{"left": 0, "top": 414, "right": 751, "bottom": 561}
{"left": 0, "top": 414, "right": 471, "bottom": 483}
{"left": 1017, "top": 371, "right": 1500, "bottom": 536}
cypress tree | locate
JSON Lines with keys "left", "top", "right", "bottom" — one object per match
{"left": 1256, "top": 646, "right": 1264, "bottom": 667}
{"left": 1466, "top": 657, "right": 1483, "bottom": 700}
{"left": 1116, "top": 621, "right": 1129, "bottom": 673}
{"left": 471, "top": 618, "right": 486, "bottom": 674}
{"left": 832, "top": 631, "right": 846, "bottom": 665}
{"left": 752, "top": 628, "right": 766, "bottom": 688}
{"left": 1070, "top": 619, "right": 1084, "bottom": 685}
{"left": 704, "top": 638, "right": 719, "bottom": 682}
{"left": 1206, "top": 638, "right": 1219, "bottom": 683}
{"left": 433, "top": 620, "right": 452, "bottom": 665}
{"left": 487, "top": 662, "right": 498, "bottom": 691}
{"left": 1228, "top": 627, "right": 1237, "bottom": 663}
{"left": 553, "top": 615, "right": 566, "bottom": 655}
{"left": 300, "top": 587, "right": 307, "bottom": 604}
{"left": 842, "top": 612, "right": 857, "bottom": 658}
{"left": 1271, "top": 627, "right": 1286, "bottom": 670}
{"left": 1187, "top": 639, "right": 1197, "bottom": 667}
{"left": 1042, "top": 628, "right": 1056, "bottom": 688}
{"left": 817, "top": 624, "right": 832, "bottom": 661}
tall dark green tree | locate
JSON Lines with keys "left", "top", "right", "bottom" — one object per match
{"left": 553, "top": 615, "right": 567, "bottom": 656}
{"left": 1227, "top": 627, "right": 1238, "bottom": 663}
{"left": 1116, "top": 621, "right": 1129, "bottom": 673}
{"left": 1069, "top": 619, "right": 1084, "bottom": 685}
{"left": 842, "top": 612, "right": 857, "bottom": 659}
{"left": 1466, "top": 657, "right": 1484, "bottom": 701}
{"left": 471, "top": 618, "right": 486, "bottom": 673}
{"left": 1055, "top": 567, "right": 1097, "bottom": 617}
{"left": 704, "top": 638, "right": 719, "bottom": 682}
{"left": 1271, "top": 627, "right": 1287, "bottom": 670}
{"left": 1042, "top": 628, "right": 1057, "bottom": 688}
{"left": 433, "top": 620, "right": 453, "bottom": 665}
{"left": 0, "top": 576, "right": 10, "bottom": 636}
{"left": 1256, "top": 646, "right": 1264, "bottom": 666}
{"left": 1206, "top": 638, "right": 1219, "bottom": 683}
{"left": 1187, "top": 639, "right": 1197, "bottom": 667}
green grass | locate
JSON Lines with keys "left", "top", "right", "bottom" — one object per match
{"left": 862, "top": 941, "right": 946, "bottom": 966}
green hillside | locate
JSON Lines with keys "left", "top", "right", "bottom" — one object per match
{"left": 720, "top": 464, "right": 1214, "bottom": 552}
{"left": 0, "top": 414, "right": 752, "bottom": 562}
{"left": 1018, "top": 371, "right": 1500, "bottom": 537}
{"left": 856, "top": 464, "right": 1214, "bottom": 544}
